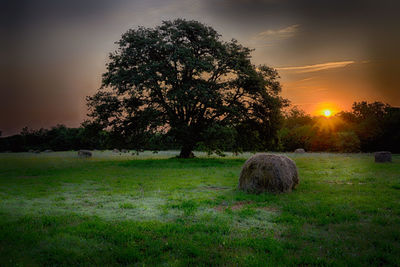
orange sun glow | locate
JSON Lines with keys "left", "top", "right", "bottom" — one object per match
{"left": 323, "top": 109, "right": 332, "bottom": 117}
{"left": 314, "top": 102, "right": 339, "bottom": 118}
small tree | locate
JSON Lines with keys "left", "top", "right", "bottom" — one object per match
{"left": 87, "top": 19, "right": 286, "bottom": 157}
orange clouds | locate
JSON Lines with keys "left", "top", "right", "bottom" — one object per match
{"left": 276, "top": 61, "right": 355, "bottom": 73}
{"left": 277, "top": 60, "right": 394, "bottom": 116}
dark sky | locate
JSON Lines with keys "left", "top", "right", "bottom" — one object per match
{"left": 1, "top": 0, "right": 399, "bottom": 135}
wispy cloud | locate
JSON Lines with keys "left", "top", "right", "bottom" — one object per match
{"left": 255, "top": 24, "right": 300, "bottom": 40}
{"left": 296, "top": 77, "right": 315, "bottom": 82}
{"left": 277, "top": 61, "right": 355, "bottom": 73}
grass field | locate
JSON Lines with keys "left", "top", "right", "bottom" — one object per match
{"left": 0, "top": 151, "right": 399, "bottom": 266}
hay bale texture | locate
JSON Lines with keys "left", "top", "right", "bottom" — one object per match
{"left": 374, "top": 151, "right": 392, "bottom": 163}
{"left": 294, "top": 148, "right": 305, "bottom": 153}
{"left": 239, "top": 154, "right": 299, "bottom": 193}
{"left": 78, "top": 150, "right": 92, "bottom": 158}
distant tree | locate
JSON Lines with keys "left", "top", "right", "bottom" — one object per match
{"left": 80, "top": 120, "right": 110, "bottom": 150}
{"left": 351, "top": 101, "right": 389, "bottom": 121}
{"left": 381, "top": 107, "right": 400, "bottom": 152}
{"left": 87, "top": 19, "right": 287, "bottom": 157}
{"left": 283, "top": 106, "right": 313, "bottom": 129}
{"left": 338, "top": 101, "right": 392, "bottom": 151}
{"left": 334, "top": 131, "right": 360, "bottom": 152}
{"left": 278, "top": 106, "right": 314, "bottom": 151}
{"left": 278, "top": 125, "right": 315, "bottom": 151}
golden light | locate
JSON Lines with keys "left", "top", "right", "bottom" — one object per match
{"left": 312, "top": 103, "right": 342, "bottom": 132}
{"left": 313, "top": 102, "right": 340, "bottom": 118}
{"left": 323, "top": 109, "right": 332, "bottom": 117}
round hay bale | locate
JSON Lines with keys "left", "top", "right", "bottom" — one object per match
{"left": 113, "top": 148, "right": 120, "bottom": 153}
{"left": 78, "top": 150, "right": 92, "bottom": 158}
{"left": 294, "top": 148, "right": 305, "bottom": 153}
{"left": 239, "top": 153, "right": 299, "bottom": 193}
{"left": 374, "top": 151, "right": 392, "bottom": 163}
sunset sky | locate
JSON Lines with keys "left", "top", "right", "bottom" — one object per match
{"left": 1, "top": 0, "right": 399, "bottom": 136}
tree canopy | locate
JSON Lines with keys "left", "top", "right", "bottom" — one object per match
{"left": 87, "top": 19, "right": 287, "bottom": 157}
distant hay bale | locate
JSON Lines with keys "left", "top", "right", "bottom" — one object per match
{"left": 239, "top": 153, "right": 299, "bottom": 193}
{"left": 113, "top": 149, "right": 120, "bottom": 153}
{"left": 294, "top": 148, "right": 305, "bottom": 153}
{"left": 78, "top": 150, "right": 92, "bottom": 158}
{"left": 374, "top": 151, "right": 392, "bottom": 163}
{"left": 121, "top": 149, "right": 128, "bottom": 153}
{"left": 43, "top": 149, "right": 53, "bottom": 153}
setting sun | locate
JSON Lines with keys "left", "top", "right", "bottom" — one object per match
{"left": 313, "top": 102, "right": 340, "bottom": 118}
{"left": 323, "top": 109, "right": 332, "bottom": 117}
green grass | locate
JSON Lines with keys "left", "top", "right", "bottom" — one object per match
{"left": 0, "top": 151, "right": 399, "bottom": 266}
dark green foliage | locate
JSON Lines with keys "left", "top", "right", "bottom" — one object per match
{"left": 339, "top": 102, "right": 400, "bottom": 152}
{"left": 0, "top": 125, "right": 85, "bottom": 152}
{"left": 278, "top": 125, "right": 315, "bottom": 152}
{"left": 87, "top": 19, "right": 286, "bottom": 157}
{"left": 0, "top": 124, "right": 113, "bottom": 152}
{"left": 334, "top": 131, "right": 361, "bottom": 152}
{"left": 279, "top": 102, "right": 400, "bottom": 153}
{"left": 1, "top": 100, "right": 398, "bottom": 153}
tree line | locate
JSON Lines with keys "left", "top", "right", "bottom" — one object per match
{"left": 1, "top": 101, "right": 399, "bottom": 153}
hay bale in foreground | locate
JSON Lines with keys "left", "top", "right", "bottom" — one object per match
{"left": 78, "top": 150, "right": 92, "bottom": 158}
{"left": 239, "top": 153, "right": 299, "bottom": 193}
{"left": 294, "top": 148, "right": 305, "bottom": 153}
{"left": 375, "top": 151, "right": 392, "bottom": 163}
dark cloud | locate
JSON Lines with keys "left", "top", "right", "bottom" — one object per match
{"left": 1, "top": 0, "right": 126, "bottom": 25}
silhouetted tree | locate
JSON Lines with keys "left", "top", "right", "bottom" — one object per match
{"left": 381, "top": 107, "right": 400, "bottom": 152}
{"left": 338, "top": 101, "right": 393, "bottom": 151}
{"left": 87, "top": 19, "right": 287, "bottom": 157}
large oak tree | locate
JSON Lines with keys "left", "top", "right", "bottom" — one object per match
{"left": 87, "top": 19, "right": 287, "bottom": 157}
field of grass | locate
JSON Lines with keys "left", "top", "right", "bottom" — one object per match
{"left": 0, "top": 151, "right": 399, "bottom": 266}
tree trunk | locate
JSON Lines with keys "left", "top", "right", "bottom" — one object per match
{"left": 179, "top": 144, "right": 195, "bottom": 158}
